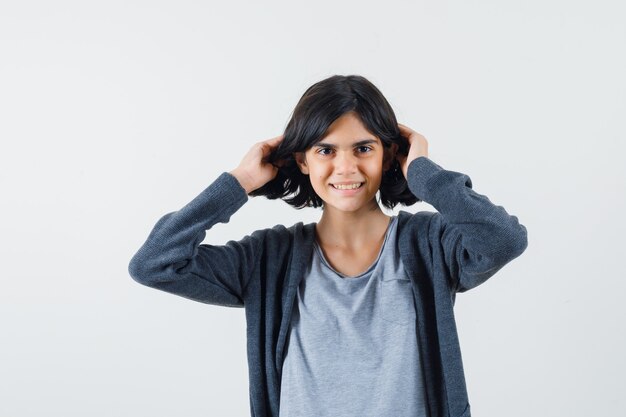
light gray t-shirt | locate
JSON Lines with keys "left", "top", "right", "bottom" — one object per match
{"left": 279, "top": 216, "right": 429, "bottom": 417}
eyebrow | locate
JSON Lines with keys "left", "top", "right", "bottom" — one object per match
{"left": 313, "top": 139, "right": 379, "bottom": 148}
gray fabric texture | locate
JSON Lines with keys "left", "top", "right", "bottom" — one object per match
{"left": 279, "top": 215, "right": 429, "bottom": 417}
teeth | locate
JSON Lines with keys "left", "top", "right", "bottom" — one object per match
{"left": 332, "top": 183, "right": 362, "bottom": 190}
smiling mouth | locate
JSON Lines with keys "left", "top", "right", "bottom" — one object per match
{"left": 330, "top": 182, "right": 364, "bottom": 190}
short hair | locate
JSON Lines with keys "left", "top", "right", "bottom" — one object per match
{"left": 249, "top": 74, "right": 420, "bottom": 209}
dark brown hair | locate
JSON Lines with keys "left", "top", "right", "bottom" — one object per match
{"left": 250, "top": 74, "right": 419, "bottom": 209}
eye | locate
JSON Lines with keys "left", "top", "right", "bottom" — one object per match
{"left": 356, "top": 146, "right": 373, "bottom": 153}
{"left": 316, "top": 147, "right": 333, "bottom": 155}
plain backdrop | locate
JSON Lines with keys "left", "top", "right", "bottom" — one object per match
{"left": 1, "top": 1, "right": 624, "bottom": 416}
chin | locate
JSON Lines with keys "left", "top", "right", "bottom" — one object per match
{"left": 326, "top": 198, "right": 378, "bottom": 213}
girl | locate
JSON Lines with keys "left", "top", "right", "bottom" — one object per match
{"left": 128, "top": 75, "right": 528, "bottom": 417}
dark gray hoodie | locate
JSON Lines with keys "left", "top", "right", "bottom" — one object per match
{"left": 128, "top": 156, "right": 528, "bottom": 417}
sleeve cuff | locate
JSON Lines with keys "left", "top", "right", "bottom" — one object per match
{"left": 221, "top": 171, "right": 250, "bottom": 203}
{"left": 406, "top": 156, "right": 445, "bottom": 200}
{"left": 181, "top": 172, "right": 249, "bottom": 221}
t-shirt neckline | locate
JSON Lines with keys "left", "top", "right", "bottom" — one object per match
{"left": 313, "top": 216, "right": 397, "bottom": 280}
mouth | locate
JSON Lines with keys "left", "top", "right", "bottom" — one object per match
{"left": 330, "top": 182, "right": 364, "bottom": 190}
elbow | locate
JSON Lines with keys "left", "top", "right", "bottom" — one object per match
{"left": 128, "top": 253, "right": 156, "bottom": 287}
{"left": 513, "top": 223, "right": 528, "bottom": 256}
{"left": 503, "top": 223, "right": 528, "bottom": 262}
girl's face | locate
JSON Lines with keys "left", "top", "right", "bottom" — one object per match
{"left": 295, "top": 111, "right": 394, "bottom": 215}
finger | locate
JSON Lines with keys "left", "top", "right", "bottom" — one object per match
{"left": 260, "top": 134, "right": 284, "bottom": 156}
{"left": 263, "top": 135, "right": 283, "bottom": 150}
{"left": 257, "top": 135, "right": 281, "bottom": 149}
{"left": 397, "top": 123, "right": 409, "bottom": 131}
{"left": 397, "top": 123, "right": 412, "bottom": 138}
{"left": 265, "top": 134, "right": 284, "bottom": 144}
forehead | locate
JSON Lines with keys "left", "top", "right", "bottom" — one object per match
{"left": 316, "top": 112, "right": 381, "bottom": 145}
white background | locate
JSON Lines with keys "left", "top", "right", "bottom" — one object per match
{"left": 1, "top": 1, "right": 624, "bottom": 416}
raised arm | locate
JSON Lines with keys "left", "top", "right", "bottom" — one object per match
{"left": 127, "top": 172, "right": 259, "bottom": 306}
{"left": 396, "top": 124, "right": 527, "bottom": 293}
{"left": 407, "top": 156, "right": 528, "bottom": 293}
{"left": 127, "top": 134, "right": 286, "bottom": 306}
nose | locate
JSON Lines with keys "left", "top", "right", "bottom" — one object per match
{"left": 334, "top": 151, "right": 358, "bottom": 175}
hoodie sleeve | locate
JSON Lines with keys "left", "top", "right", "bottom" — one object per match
{"left": 406, "top": 156, "right": 528, "bottom": 293}
{"left": 127, "top": 172, "right": 261, "bottom": 307}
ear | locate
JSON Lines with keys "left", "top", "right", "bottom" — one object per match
{"left": 383, "top": 143, "right": 399, "bottom": 171}
{"left": 294, "top": 152, "right": 309, "bottom": 175}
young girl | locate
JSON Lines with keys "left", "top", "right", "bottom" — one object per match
{"left": 128, "top": 75, "right": 528, "bottom": 417}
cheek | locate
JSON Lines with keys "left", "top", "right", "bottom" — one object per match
{"left": 310, "top": 165, "right": 330, "bottom": 180}
{"left": 314, "top": 174, "right": 328, "bottom": 188}
{"left": 366, "top": 160, "right": 385, "bottom": 176}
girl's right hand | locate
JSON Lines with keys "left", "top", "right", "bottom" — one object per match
{"left": 229, "top": 134, "right": 285, "bottom": 194}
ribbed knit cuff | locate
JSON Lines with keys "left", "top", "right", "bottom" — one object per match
{"left": 406, "top": 156, "right": 445, "bottom": 201}
{"left": 220, "top": 171, "right": 250, "bottom": 203}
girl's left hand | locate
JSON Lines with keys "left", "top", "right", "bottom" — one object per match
{"left": 397, "top": 123, "right": 429, "bottom": 179}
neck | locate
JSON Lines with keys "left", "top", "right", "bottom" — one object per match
{"left": 315, "top": 200, "right": 391, "bottom": 249}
